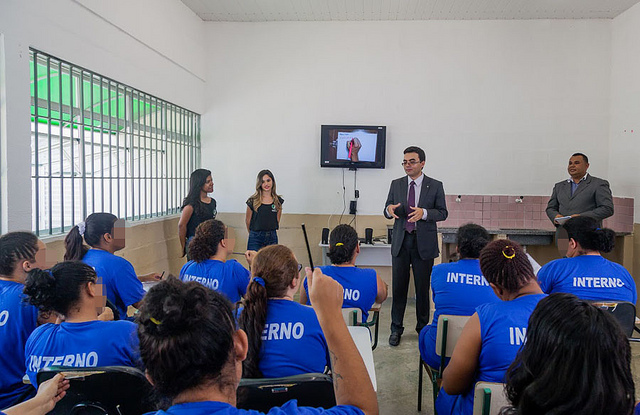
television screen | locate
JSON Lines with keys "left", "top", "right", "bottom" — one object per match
{"left": 320, "top": 125, "right": 386, "bottom": 169}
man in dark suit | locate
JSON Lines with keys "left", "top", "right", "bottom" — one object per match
{"left": 384, "top": 146, "right": 448, "bottom": 346}
{"left": 546, "top": 153, "right": 614, "bottom": 226}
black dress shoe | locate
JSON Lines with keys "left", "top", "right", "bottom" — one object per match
{"left": 389, "top": 332, "right": 401, "bottom": 347}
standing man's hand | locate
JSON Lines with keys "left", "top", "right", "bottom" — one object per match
{"left": 387, "top": 203, "right": 401, "bottom": 219}
{"left": 408, "top": 207, "right": 424, "bottom": 223}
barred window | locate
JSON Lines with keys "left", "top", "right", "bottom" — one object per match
{"left": 30, "top": 49, "right": 200, "bottom": 236}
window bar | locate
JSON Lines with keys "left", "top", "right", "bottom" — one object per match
{"left": 116, "top": 85, "right": 121, "bottom": 219}
{"left": 99, "top": 76, "right": 104, "bottom": 213}
{"left": 46, "top": 56, "right": 53, "bottom": 235}
{"left": 32, "top": 52, "right": 40, "bottom": 235}
{"left": 89, "top": 73, "right": 96, "bottom": 217}
{"left": 107, "top": 80, "right": 113, "bottom": 215}
{"left": 79, "top": 70, "right": 88, "bottom": 220}
{"left": 172, "top": 106, "right": 177, "bottom": 214}
{"left": 162, "top": 101, "right": 168, "bottom": 216}
{"left": 137, "top": 91, "right": 142, "bottom": 220}
{"left": 142, "top": 94, "right": 147, "bottom": 218}
{"left": 127, "top": 88, "right": 134, "bottom": 221}
{"left": 69, "top": 66, "right": 76, "bottom": 228}
{"left": 58, "top": 59, "right": 65, "bottom": 233}
{"left": 154, "top": 97, "right": 159, "bottom": 217}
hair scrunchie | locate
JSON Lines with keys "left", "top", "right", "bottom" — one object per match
{"left": 77, "top": 221, "right": 86, "bottom": 237}
{"left": 253, "top": 277, "right": 266, "bottom": 287}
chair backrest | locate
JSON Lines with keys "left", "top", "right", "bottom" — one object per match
{"left": 435, "top": 314, "right": 471, "bottom": 357}
{"left": 36, "top": 366, "right": 156, "bottom": 415}
{"left": 347, "top": 326, "right": 377, "bottom": 391}
{"left": 591, "top": 301, "right": 636, "bottom": 337}
{"left": 472, "top": 382, "right": 509, "bottom": 415}
{"left": 237, "top": 373, "right": 335, "bottom": 412}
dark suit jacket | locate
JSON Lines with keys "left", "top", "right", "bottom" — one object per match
{"left": 384, "top": 175, "right": 448, "bottom": 260}
{"left": 545, "top": 174, "right": 614, "bottom": 225}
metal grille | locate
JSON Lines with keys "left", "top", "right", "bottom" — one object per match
{"left": 30, "top": 48, "right": 201, "bottom": 236}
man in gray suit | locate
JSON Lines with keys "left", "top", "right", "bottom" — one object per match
{"left": 546, "top": 153, "right": 614, "bottom": 226}
{"left": 384, "top": 146, "right": 448, "bottom": 346}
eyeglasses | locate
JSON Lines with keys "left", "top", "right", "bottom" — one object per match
{"left": 298, "top": 263, "right": 303, "bottom": 272}
{"left": 401, "top": 159, "right": 421, "bottom": 166}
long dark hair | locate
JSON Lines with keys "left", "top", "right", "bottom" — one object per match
{"left": 188, "top": 219, "right": 226, "bottom": 263}
{"left": 457, "top": 223, "right": 490, "bottom": 259}
{"left": 563, "top": 216, "right": 616, "bottom": 254}
{"left": 0, "top": 232, "right": 40, "bottom": 276}
{"left": 64, "top": 213, "right": 118, "bottom": 261}
{"left": 24, "top": 261, "right": 97, "bottom": 316}
{"left": 501, "top": 293, "right": 634, "bottom": 415}
{"left": 238, "top": 245, "right": 298, "bottom": 378}
{"left": 137, "top": 276, "right": 236, "bottom": 401}
{"left": 181, "top": 169, "right": 212, "bottom": 216}
{"left": 479, "top": 239, "right": 534, "bottom": 292}
{"left": 326, "top": 224, "right": 358, "bottom": 265}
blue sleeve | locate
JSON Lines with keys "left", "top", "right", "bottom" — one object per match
{"left": 537, "top": 264, "right": 552, "bottom": 293}
{"left": 115, "top": 260, "right": 145, "bottom": 307}
{"left": 266, "top": 400, "right": 364, "bottom": 414}
{"left": 179, "top": 262, "right": 189, "bottom": 279}
{"left": 303, "top": 279, "right": 311, "bottom": 305}
{"left": 233, "top": 261, "right": 251, "bottom": 297}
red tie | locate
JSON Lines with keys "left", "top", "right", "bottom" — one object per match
{"left": 406, "top": 181, "right": 416, "bottom": 232}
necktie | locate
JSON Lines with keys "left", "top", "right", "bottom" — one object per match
{"left": 406, "top": 181, "right": 416, "bottom": 232}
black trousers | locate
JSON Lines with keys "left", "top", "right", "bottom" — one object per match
{"left": 390, "top": 232, "right": 434, "bottom": 335}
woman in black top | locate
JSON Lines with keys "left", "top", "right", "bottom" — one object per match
{"left": 179, "top": 169, "right": 217, "bottom": 258}
{"left": 245, "top": 170, "right": 283, "bottom": 251}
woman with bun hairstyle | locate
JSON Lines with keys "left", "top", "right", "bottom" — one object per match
{"left": 23, "top": 261, "right": 140, "bottom": 386}
{"left": 500, "top": 293, "right": 634, "bottom": 415}
{"left": 538, "top": 216, "right": 636, "bottom": 303}
{"left": 179, "top": 169, "right": 217, "bottom": 259}
{"left": 419, "top": 223, "right": 499, "bottom": 370}
{"left": 245, "top": 170, "right": 283, "bottom": 251}
{"left": 435, "top": 240, "right": 545, "bottom": 415}
{"left": 180, "top": 219, "right": 253, "bottom": 304}
{"left": 300, "top": 224, "right": 387, "bottom": 322}
{"left": 64, "top": 213, "right": 161, "bottom": 319}
{"left": 138, "top": 272, "right": 377, "bottom": 415}
{"left": 0, "top": 232, "right": 54, "bottom": 409}
{"left": 238, "top": 245, "right": 330, "bottom": 379}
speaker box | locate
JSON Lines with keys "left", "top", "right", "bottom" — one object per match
{"left": 365, "top": 228, "right": 373, "bottom": 244}
{"left": 321, "top": 228, "right": 330, "bottom": 245}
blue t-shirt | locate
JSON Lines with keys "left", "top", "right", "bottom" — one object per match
{"left": 259, "top": 300, "right": 330, "bottom": 378}
{"left": 538, "top": 256, "right": 637, "bottom": 304}
{"left": 149, "top": 400, "right": 364, "bottom": 415}
{"left": 180, "top": 259, "right": 250, "bottom": 304}
{"left": 0, "top": 280, "right": 38, "bottom": 409}
{"left": 82, "top": 249, "right": 145, "bottom": 318}
{"left": 435, "top": 294, "right": 546, "bottom": 415}
{"left": 303, "top": 266, "right": 377, "bottom": 321}
{"left": 24, "top": 320, "right": 140, "bottom": 386}
{"left": 419, "top": 259, "right": 500, "bottom": 368}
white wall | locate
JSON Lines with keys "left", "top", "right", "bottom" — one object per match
{"left": 610, "top": 2, "right": 640, "bottom": 222}
{"left": 202, "top": 20, "right": 612, "bottom": 216}
{"left": 0, "top": 0, "right": 206, "bottom": 232}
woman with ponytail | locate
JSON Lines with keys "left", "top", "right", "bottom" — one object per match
{"left": 23, "top": 262, "right": 140, "bottom": 386}
{"left": 0, "top": 232, "right": 53, "bottom": 409}
{"left": 435, "top": 240, "right": 545, "bottom": 415}
{"left": 180, "top": 220, "right": 254, "bottom": 303}
{"left": 538, "top": 216, "right": 636, "bottom": 303}
{"left": 300, "top": 224, "right": 387, "bottom": 322}
{"left": 238, "top": 245, "right": 329, "bottom": 379}
{"left": 64, "top": 213, "right": 161, "bottom": 318}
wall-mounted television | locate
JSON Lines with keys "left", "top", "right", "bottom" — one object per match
{"left": 320, "top": 125, "right": 386, "bottom": 169}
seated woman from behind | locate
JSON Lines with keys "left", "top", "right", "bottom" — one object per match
{"left": 436, "top": 240, "right": 545, "bottom": 415}
{"left": 180, "top": 219, "right": 253, "bottom": 304}
{"left": 300, "top": 224, "right": 387, "bottom": 322}
{"left": 419, "top": 223, "right": 499, "bottom": 369}
{"left": 537, "top": 216, "right": 636, "bottom": 303}
{"left": 23, "top": 261, "right": 140, "bottom": 386}
{"left": 501, "top": 293, "right": 634, "bottom": 415}
{"left": 137, "top": 271, "right": 377, "bottom": 415}
{"left": 239, "top": 245, "right": 330, "bottom": 378}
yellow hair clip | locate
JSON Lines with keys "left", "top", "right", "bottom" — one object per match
{"left": 335, "top": 243, "right": 344, "bottom": 247}
{"left": 150, "top": 317, "right": 162, "bottom": 326}
{"left": 502, "top": 246, "right": 516, "bottom": 260}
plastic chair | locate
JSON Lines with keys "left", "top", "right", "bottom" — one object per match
{"left": 417, "top": 314, "right": 471, "bottom": 412}
{"left": 36, "top": 366, "right": 156, "bottom": 415}
{"left": 472, "top": 382, "right": 508, "bottom": 415}
{"left": 237, "top": 373, "right": 336, "bottom": 412}
{"left": 590, "top": 301, "right": 640, "bottom": 341}
{"left": 342, "top": 303, "right": 381, "bottom": 350}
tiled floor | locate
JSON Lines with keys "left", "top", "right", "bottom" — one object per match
{"left": 373, "top": 299, "right": 640, "bottom": 415}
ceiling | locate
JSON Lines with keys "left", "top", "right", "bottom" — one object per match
{"left": 181, "top": 0, "right": 640, "bottom": 22}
